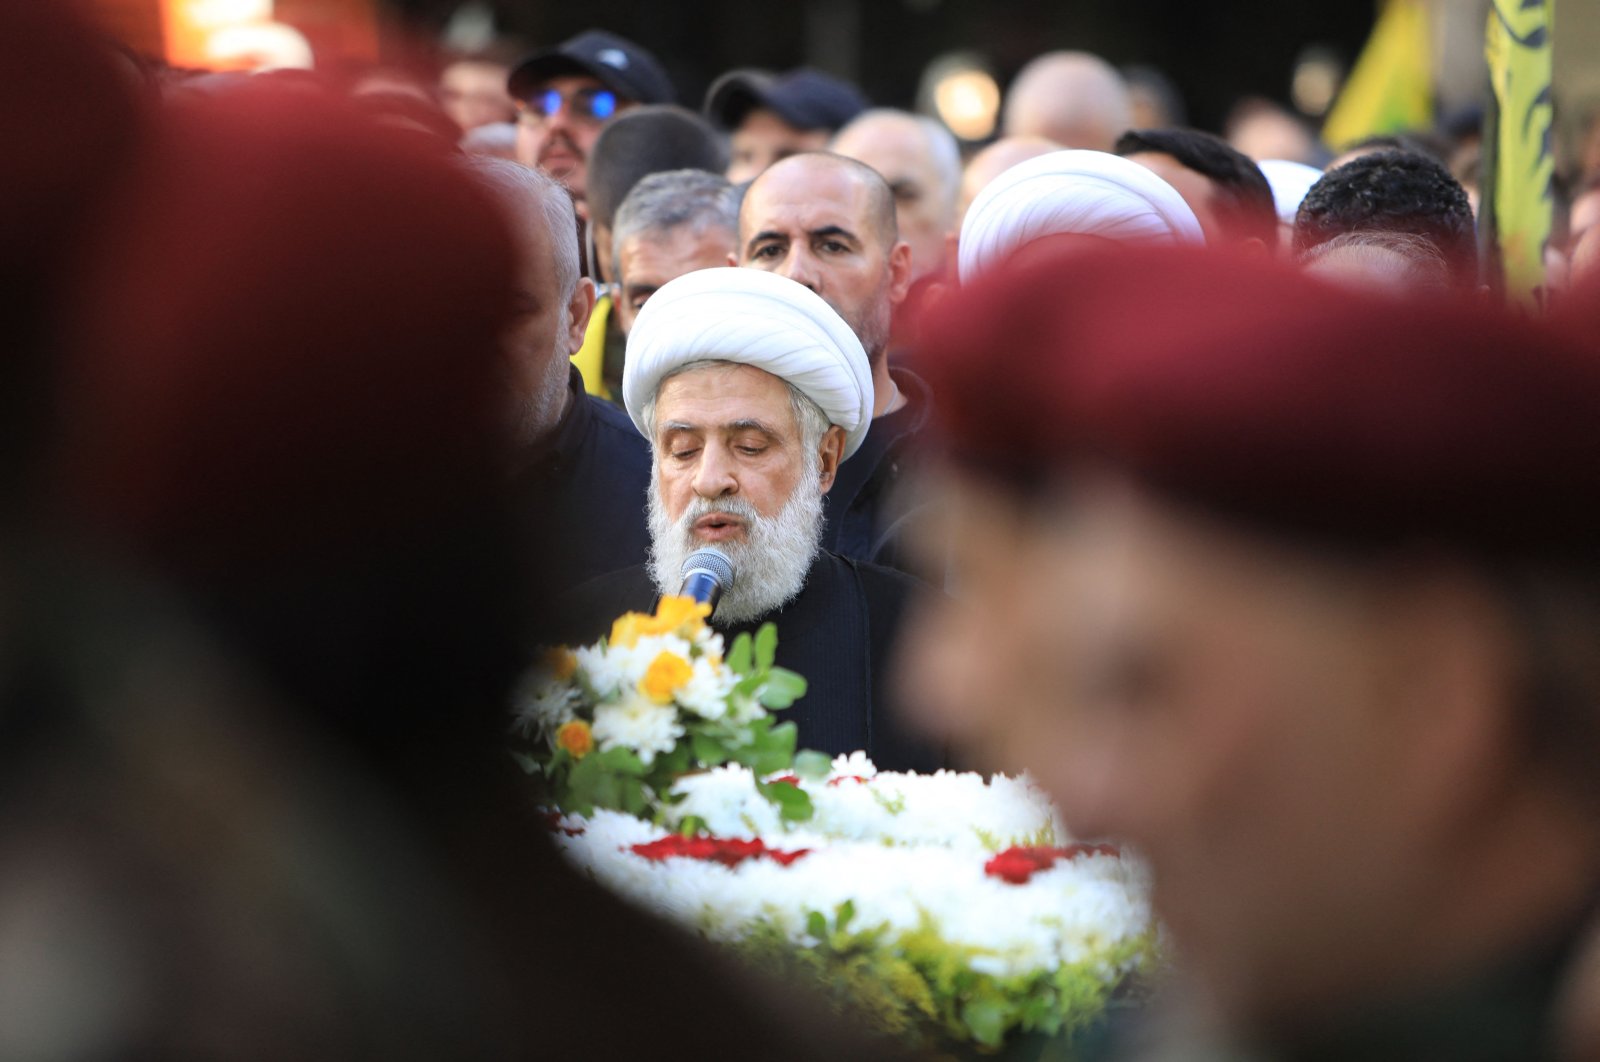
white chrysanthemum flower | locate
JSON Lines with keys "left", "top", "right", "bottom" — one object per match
{"left": 829, "top": 751, "right": 878, "bottom": 780}
{"left": 590, "top": 690, "right": 683, "bottom": 765}
{"left": 574, "top": 643, "right": 625, "bottom": 700}
{"left": 613, "top": 633, "right": 697, "bottom": 689}
{"left": 511, "top": 674, "right": 575, "bottom": 742}
{"left": 675, "top": 656, "right": 736, "bottom": 720}
{"left": 668, "top": 766, "right": 781, "bottom": 838}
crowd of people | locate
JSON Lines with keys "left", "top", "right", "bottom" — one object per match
{"left": 7, "top": 3, "right": 1600, "bottom": 1057}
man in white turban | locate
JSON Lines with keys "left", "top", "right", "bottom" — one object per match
{"left": 558, "top": 267, "right": 942, "bottom": 771}
{"left": 958, "top": 148, "right": 1205, "bottom": 281}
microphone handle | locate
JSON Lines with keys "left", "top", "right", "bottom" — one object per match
{"left": 679, "top": 570, "right": 724, "bottom": 609}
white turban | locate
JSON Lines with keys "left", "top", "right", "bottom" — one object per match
{"left": 623, "top": 267, "right": 875, "bottom": 459}
{"left": 958, "top": 149, "right": 1204, "bottom": 281}
{"left": 1257, "top": 159, "right": 1325, "bottom": 226}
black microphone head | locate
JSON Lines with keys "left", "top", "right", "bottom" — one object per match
{"left": 679, "top": 546, "right": 735, "bottom": 589}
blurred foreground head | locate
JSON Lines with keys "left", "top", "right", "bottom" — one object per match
{"left": 58, "top": 82, "right": 523, "bottom": 755}
{"left": 904, "top": 241, "right": 1600, "bottom": 1051}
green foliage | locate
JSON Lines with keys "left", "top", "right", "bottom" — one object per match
{"left": 734, "top": 907, "right": 1159, "bottom": 1055}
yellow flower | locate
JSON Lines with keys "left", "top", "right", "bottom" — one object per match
{"left": 608, "top": 596, "right": 711, "bottom": 648}
{"left": 609, "top": 611, "right": 650, "bottom": 649}
{"left": 542, "top": 646, "right": 577, "bottom": 681}
{"left": 640, "top": 651, "right": 693, "bottom": 704}
{"left": 652, "top": 595, "right": 711, "bottom": 635}
{"left": 556, "top": 719, "right": 594, "bottom": 759}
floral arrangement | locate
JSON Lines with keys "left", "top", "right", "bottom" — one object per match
{"left": 550, "top": 758, "right": 1156, "bottom": 1052}
{"left": 517, "top": 600, "right": 1158, "bottom": 1052}
{"left": 514, "top": 596, "right": 826, "bottom": 823}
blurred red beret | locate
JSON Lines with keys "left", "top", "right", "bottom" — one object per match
{"left": 59, "top": 82, "right": 517, "bottom": 569}
{"left": 914, "top": 239, "right": 1600, "bottom": 558}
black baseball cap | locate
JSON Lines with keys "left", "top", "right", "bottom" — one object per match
{"left": 508, "top": 29, "right": 675, "bottom": 106}
{"left": 704, "top": 68, "right": 867, "bottom": 133}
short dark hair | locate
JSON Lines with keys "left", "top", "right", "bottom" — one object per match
{"left": 1293, "top": 150, "right": 1478, "bottom": 286}
{"left": 586, "top": 105, "right": 727, "bottom": 229}
{"left": 1114, "top": 127, "right": 1278, "bottom": 247}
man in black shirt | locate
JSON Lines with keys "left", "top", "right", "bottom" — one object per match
{"left": 563, "top": 267, "right": 941, "bottom": 772}
{"left": 468, "top": 158, "right": 651, "bottom": 591}
{"left": 738, "top": 152, "right": 934, "bottom": 572}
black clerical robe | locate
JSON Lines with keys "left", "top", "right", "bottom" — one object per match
{"left": 557, "top": 551, "right": 944, "bottom": 773}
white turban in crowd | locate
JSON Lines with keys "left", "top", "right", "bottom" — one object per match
{"left": 1258, "top": 159, "right": 1325, "bottom": 225}
{"left": 958, "top": 148, "right": 1205, "bottom": 281}
{"left": 623, "top": 267, "right": 875, "bottom": 458}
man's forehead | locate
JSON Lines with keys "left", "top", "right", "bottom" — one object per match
{"left": 657, "top": 362, "right": 793, "bottom": 412}
{"left": 742, "top": 163, "right": 873, "bottom": 232}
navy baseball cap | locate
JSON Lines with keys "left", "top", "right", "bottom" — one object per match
{"left": 508, "top": 30, "right": 675, "bottom": 106}
{"left": 704, "top": 68, "right": 867, "bottom": 133}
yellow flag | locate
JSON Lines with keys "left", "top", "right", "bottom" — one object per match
{"left": 1484, "top": 0, "right": 1555, "bottom": 305}
{"left": 572, "top": 291, "right": 612, "bottom": 400}
{"left": 1322, "top": 0, "right": 1433, "bottom": 152}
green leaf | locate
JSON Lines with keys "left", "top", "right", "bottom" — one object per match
{"left": 691, "top": 732, "right": 728, "bottom": 766}
{"left": 806, "top": 910, "right": 828, "bottom": 941}
{"left": 678, "top": 815, "right": 707, "bottom": 837}
{"left": 961, "top": 995, "right": 1009, "bottom": 1048}
{"left": 754, "top": 622, "right": 778, "bottom": 671}
{"left": 793, "top": 749, "right": 832, "bottom": 781}
{"left": 727, "top": 631, "right": 753, "bottom": 675}
{"left": 510, "top": 750, "right": 543, "bottom": 776}
{"left": 836, "top": 899, "right": 855, "bottom": 933}
{"left": 756, "top": 779, "right": 814, "bottom": 823}
{"left": 596, "top": 746, "right": 647, "bottom": 776}
{"left": 757, "top": 668, "right": 807, "bottom": 709}
{"left": 566, "top": 755, "right": 623, "bottom": 813}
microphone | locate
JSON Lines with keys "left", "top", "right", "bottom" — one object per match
{"left": 678, "top": 547, "right": 735, "bottom": 613}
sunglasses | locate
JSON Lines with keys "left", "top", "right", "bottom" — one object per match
{"left": 516, "top": 86, "right": 619, "bottom": 124}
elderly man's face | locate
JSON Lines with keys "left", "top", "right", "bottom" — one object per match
{"left": 727, "top": 109, "right": 830, "bottom": 186}
{"left": 653, "top": 363, "right": 822, "bottom": 534}
{"left": 514, "top": 74, "right": 623, "bottom": 203}
{"left": 740, "top": 156, "right": 911, "bottom": 361}
{"left": 833, "top": 117, "right": 955, "bottom": 283}
{"left": 897, "top": 466, "right": 1515, "bottom": 1028}
{"left": 502, "top": 196, "right": 591, "bottom": 444}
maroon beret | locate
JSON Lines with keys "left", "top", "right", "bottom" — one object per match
{"left": 915, "top": 239, "right": 1600, "bottom": 558}
{"left": 60, "top": 83, "right": 517, "bottom": 568}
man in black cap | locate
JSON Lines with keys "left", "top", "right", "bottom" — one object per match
{"left": 705, "top": 68, "right": 866, "bottom": 185}
{"left": 508, "top": 29, "right": 675, "bottom": 212}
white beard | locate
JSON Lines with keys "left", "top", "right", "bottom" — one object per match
{"left": 647, "top": 468, "right": 825, "bottom": 626}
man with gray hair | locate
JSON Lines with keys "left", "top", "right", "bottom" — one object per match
{"left": 466, "top": 157, "right": 651, "bottom": 591}
{"left": 559, "top": 267, "right": 941, "bottom": 771}
{"left": 609, "top": 168, "right": 741, "bottom": 335}
{"left": 831, "top": 108, "right": 962, "bottom": 284}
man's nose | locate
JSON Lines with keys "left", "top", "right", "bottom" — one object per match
{"left": 691, "top": 445, "right": 738, "bottom": 498}
{"left": 776, "top": 247, "right": 821, "bottom": 293}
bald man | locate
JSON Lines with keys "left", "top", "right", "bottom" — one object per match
{"left": 738, "top": 153, "right": 930, "bottom": 571}
{"left": 1002, "top": 51, "right": 1131, "bottom": 152}
{"left": 831, "top": 109, "right": 962, "bottom": 284}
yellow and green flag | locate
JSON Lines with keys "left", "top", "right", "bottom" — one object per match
{"left": 1481, "top": 0, "right": 1556, "bottom": 305}
{"left": 1322, "top": 0, "right": 1433, "bottom": 152}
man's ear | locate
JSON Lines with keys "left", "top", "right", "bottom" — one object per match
{"left": 888, "top": 240, "right": 914, "bottom": 305}
{"left": 817, "top": 424, "right": 847, "bottom": 494}
{"left": 726, "top": 251, "right": 740, "bottom": 267}
{"left": 1239, "top": 236, "right": 1269, "bottom": 258}
{"left": 565, "top": 276, "right": 597, "bottom": 356}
